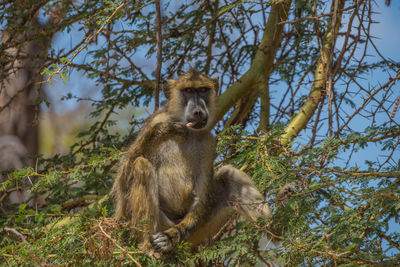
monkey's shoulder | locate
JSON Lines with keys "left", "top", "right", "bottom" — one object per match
{"left": 140, "top": 109, "right": 172, "bottom": 131}
{"left": 131, "top": 110, "right": 174, "bottom": 142}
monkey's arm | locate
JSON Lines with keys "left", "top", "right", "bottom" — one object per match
{"left": 128, "top": 121, "right": 188, "bottom": 159}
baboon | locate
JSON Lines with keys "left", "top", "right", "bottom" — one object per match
{"left": 111, "top": 69, "right": 275, "bottom": 254}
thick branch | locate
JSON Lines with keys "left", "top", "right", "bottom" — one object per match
{"left": 280, "top": 0, "right": 346, "bottom": 146}
{"left": 49, "top": 195, "right": 109, "bottom": 229}
{"left": 213, "top": 0, "right": 292, "bottom": 126}
{"left": 258, "top": 81, "right": 270, "bottom": 132}
{"left": 224, "top": 89, "right": 258, "bottom": 128}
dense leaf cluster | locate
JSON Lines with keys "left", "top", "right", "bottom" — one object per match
{"left": 2, "top": 127, "right": 399, "bottom": 266}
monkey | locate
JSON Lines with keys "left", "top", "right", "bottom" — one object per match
{"left": 111, "top": 69, "right": 278, "bottom": 255}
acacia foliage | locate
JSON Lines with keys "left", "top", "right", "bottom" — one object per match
{"left": 1, "top": 0, "right": 400, "bottom": 266}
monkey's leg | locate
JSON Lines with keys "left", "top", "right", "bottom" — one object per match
{"left": 150, "top": 165, "right": 271, "bottom": 252}
{"left": 124, "top": 156, "right": 161, "bottom": 251}
{"left": 150, "top": 197, "right": 209, "bottom": 252}
{"left": 216, "top": 165, "right": 271, "bottom": 220}
{"left": 187, "top": 165, "right": 272, "bottom": 247}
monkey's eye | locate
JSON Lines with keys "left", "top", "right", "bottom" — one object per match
{"left": 183, "top": 88, "right": 193, "bottom": 93}
{"left": 198, "top": 87, "right": 209, "bottom": 93}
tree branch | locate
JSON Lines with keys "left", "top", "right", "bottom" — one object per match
{"left": 213, "top": 0, "right": 292, "bottom": 127}
{"left": 280, "top": 0, "right": 346, "bottom": 146}
{"left": 154, "top": 0, "right": 162, "bottom": 112}
{"left": 4, "top": 227, "right": 29, "bottom": 245}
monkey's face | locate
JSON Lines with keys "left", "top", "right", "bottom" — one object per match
{"left": 181, "top": 87, "right": 211, "bottom": 129}
{"left": 165, "top": 69, "right": 218, "bottom": 129}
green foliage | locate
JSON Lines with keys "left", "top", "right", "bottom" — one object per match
{"left": 2, "top": 126, "right": 399, "bottom": 266}
{"left": 1, "top": 0, "right": 399, "bottom": 266}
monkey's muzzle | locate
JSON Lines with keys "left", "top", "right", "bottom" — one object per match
{"left": 186, "top": 119, "right": 207, "bottom": 129}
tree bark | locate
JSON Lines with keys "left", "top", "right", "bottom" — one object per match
{"left": 213, "top": 0, "right": 292, "bottom": 128}
{"left": 0, "top": 3, "right": 55, "bottom": 160}
{"left": 279, "top": 0, "right": 346, "bottom": 146}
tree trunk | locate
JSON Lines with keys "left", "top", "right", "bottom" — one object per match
{"left": 0, "top": 4, "right": 54, "bottom": 162}
{"left": 0, "top": 2, "right": 56, "bottom": 206}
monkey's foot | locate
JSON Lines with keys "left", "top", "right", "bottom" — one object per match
{"left": 150, "top": 232, "right": 173, "bottom": 252}
{"left": 276, "top": 183, "right": 296, "bottom": 205}
{"left": 139, "top": 241, "right": 164, "bottom": 259}
{"left": 146, "top": 248, "right": 164, "bottom": 259}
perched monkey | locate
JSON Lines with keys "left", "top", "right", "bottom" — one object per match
{"left": 111, "top": 69, "right": 273, "bottom": 254}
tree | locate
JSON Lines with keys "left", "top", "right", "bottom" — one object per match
{"left": 1, "top": 0, "right": 399, "bottom": 266}
{"left": 0, "top": 0, "right": 63, "bottom": 206}
{"left": 0, "top": 0, "right": 63, "bottom": 157}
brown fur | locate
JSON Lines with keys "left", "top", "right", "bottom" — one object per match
{"left": 111, "top": 69, "right": 271, "bottom": 254}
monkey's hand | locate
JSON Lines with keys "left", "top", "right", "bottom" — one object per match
{"left": 276, "top": 183, "right": 296, "bottom": 206}
{"left": 152, "top": 122, "right": 188, "bottom": 143}
{"left": 150, "top": 227, "right": 181, "bottom": 252}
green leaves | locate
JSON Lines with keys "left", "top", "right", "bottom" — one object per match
{"left": 214, "top": 125, "right": 400, "bottom": 265}
{"left": 218, "top": 1, "right": 243, "bottom": 16}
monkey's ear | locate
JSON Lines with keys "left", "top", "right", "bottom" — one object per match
{"left": 211, "top": 76, "right": 219, "bottom": 91}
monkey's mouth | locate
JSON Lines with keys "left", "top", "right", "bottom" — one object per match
{"left": 186, "top": 119, "right": 207, "bottom": 129}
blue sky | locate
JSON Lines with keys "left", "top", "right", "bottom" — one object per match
{"left": 48, "top": 1, "right": 400, "bottom": 109}
{"left": 45, "top": 1, "right": 400, "bottom": 169}
{"left": 372, "top": 1, "right": 400, "bottom": 61}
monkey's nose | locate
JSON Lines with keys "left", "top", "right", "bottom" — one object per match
{"left": 188, "top": 108, "right": 208, "bottom": 129}
{"left": 193, "top": 109, "right": 202, "bottom": 119}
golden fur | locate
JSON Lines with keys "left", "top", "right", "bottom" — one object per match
{"left": 111, "top": 69, "right": 271, "bottom": 255}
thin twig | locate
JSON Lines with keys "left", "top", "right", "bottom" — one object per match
{"left": 73, "top": 85, "right": 127, "bottom": 155}
{"left": 391, "top": 96, "right": 400, "bottom": 119}
{"left": 98, "top": 221, "right": 142, "bottom": 267}
{"left": 212, "top": 214, "right": 237, "bottom": 241}
{"left": 47, "top": 1, "right": 127, "bottom": 82}
{"left": 324, "top": 169, "right": 400, "bottom": 178}
{"left": 154, "top": 0, "right": 162, "bottom": 112}
{"left": 0, "top": 250, "right": 11, "bottom": 267}
{"left": 4, "top": 227, "right": 30, "bottom": 245}
{"left": 327, "top": 0, "right": 340, "bottom": 136}
{"left": 277, "top": 4, "right": 357, "bottom": 25}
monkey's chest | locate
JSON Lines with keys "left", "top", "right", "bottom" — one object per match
{"left": 153, "top": 141, "right": 196, "bottom": 217}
